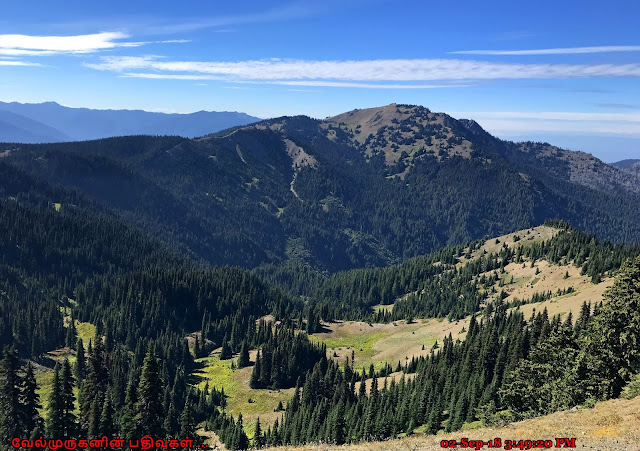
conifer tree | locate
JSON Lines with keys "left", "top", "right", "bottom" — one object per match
{"left": 74, "top": 338, "right": 86, "bottom": 383}
{"left": 0, "top": 346, "right": 22, "bottom": 444}
{"left": 99, "top": 393, "right": 116, "bottom": 438}
{"left": 66, "top": 318, "right": 78, "bottom": 348}
{"left": 179, "top": 400, "right": 196, "bottom": 441}
{"left": 135, "top": 344, "right": 164, "bottom": 438}
{"left": 47, "top": 365, "right": 65, "bottom": 439}
{"left": 20, "top": 362, "right": 44, "bottom": 439}
{"left": 61, "top": 359, "right": 77, "bottom": 438}
{"left": 234, "top": 413, "right": 249, "bottom": 450}
{"left": 220, "top": 335, "right": 232, "bottom": 360}
{"left": 237, "top": 341, "right": 250, "bottom": 369}
{"left": 119, "top": 371, "right": 138, "bottom": 439}
{"left": 164, "top": 402, "right": 178, "bottom": 437}
{"left": 250, "top": 352, "right": 261, "bottom": 388}
{"left": 80, "top": 336, "right": 108, "bottom": 435}
{"left": 253, "top": 417, "right": 265, "bottom": 449}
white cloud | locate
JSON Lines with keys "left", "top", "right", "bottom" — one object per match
{"left": 87, "top": 56, "right": 640, "bottom": 85}
{"left": 142, "top": 2, "right": 325, "bottom": 35}
{"left": 119, "top": 73, "right": 469, "bottom": 89}
{"left": 448, "top": 111, "right": 640, "bottom": 136}
{"left": 246, "top": 80, "right": 470, "bottom": 89}
{"left": 449, "top": 111, "right": 640, "bottom": 122}
{"left": 472, "top": 119, "right": 640, "bottom": 135}
{"left": 0, "top": 32, "right": 144, "bottom": 56}
{"left": 0, "top": 60, "right": 40, "bottom": 66}
{"left": 450, "top": 45, "right": 640, "bottom": 55}
{"left": 121, "top": 72, "right": 223, "bottom": 80}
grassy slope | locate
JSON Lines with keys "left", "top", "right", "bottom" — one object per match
{"left": 193, "top": 351, "right": 293, "bottom": 437}
{"left": 266, "top": 395, "right": 640, "bottom": 450}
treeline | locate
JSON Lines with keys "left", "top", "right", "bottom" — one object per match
{"left": 501, "top": 254, "right": 640, "bottom": 417}
{"left": 259, "top": 301, "right": 579, "bottom": 446}
{"left": 304, "top": 221, "right": 639, "bottom": 322}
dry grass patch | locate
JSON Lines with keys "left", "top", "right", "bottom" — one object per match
{"left": 313, "top": 319, "right": 467, "bottom": 370}
{"left": 266, "top": 396, "right": 640, "bottom": 451}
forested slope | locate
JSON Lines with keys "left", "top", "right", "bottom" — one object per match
{"left": 3, "top": 104, "right": 640, "bottom": 274}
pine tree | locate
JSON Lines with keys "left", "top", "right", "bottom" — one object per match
{"left": 179, "top": 400, "right": 196, "bottom": 441}
{"left": 0, "top": 346, "right": 22, "bottom": 444}
{"left": 74, "top": 338, "right": 86, "bottom": 382}
{"left": 61, "top": 359, "right": 77, "bottom": 438}
{"left": 135, "top": 344, "right": 164, "bottom": 438}
{"left": 66, "top": 317, "right": 77, "bottom": 348}
{"left": 46, "top": 365, "right": 65, "bottom": 439}
{"left": 250, "top": 352, "right": 261, "bottom": 388}
{"left": 234, "top": 413, "right": 249, "bottom": 450}
{"left": 119, "top": 371, "right": 138, "bottom": 439}
{"left": 253, "top": 417, "right": 265, "bottom": 448}
{"left": 20, "top": 362, "right": 44, "bottom": 438}
{"left": 237, "top": 341, "right": 250, "bottom": 369}
{"left": 334, "top": 402, "right": 346, "bottom": 445}
{"left": 194, "top": 335, "right": 201, "bottom": 358}
{"left": 164, "top": 402, "right": 178, "bottom": 437}
{"left": 220, "top": 335, "right": 232, "bottom": 360}
{"left": 99, "top": 393, "right": 116, "bottom": 438}
{"left": 80, "top": 336, "right": 108, "bottom": 435}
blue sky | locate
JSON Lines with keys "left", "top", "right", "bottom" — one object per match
{"left": 1, "top": 0, "right": 639, "bottom": 161}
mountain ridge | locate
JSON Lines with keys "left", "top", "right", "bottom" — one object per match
{"left": 3, "top": 103, "right": 640, "bottom": 273}
{"left": 0, "top": 101, "right": 261, "bottom": 142}
{"left": 613, "top": 158, "right": 640, "bottom": 177}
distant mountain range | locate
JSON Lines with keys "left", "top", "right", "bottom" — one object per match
{"left": 0, "top": 101, "right": 260, "bottom": 143}
{"left": 3, "top": 103, "right": 640, "bottom": 273}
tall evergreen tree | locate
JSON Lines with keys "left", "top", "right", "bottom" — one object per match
{"left": 237, "top": 341, "right": 250, "bottom": 369}
{"left": 74, "top": 338, "right": 86, "bottom": 383}
{"left": 220, "top": 335, "right": 232, "bottom": 360}
{"left": 119, "top": 371, "right": 138, "bottom": 439}
{"left": 61, "top": 359, "right": 77, "bottom": 438}
{"left": 80, "top": 336, "right": 108, "bottom": 435}
{"left": 99, "top": 393, "right": 116, "bottom": 438}
{"left": 253, "top": 417, "right": 265, "bottom": 449}
{"left": 46, "top": 365, "right": 65, "bottom": 439}
{"left": 135, "top": 344, "right": 164, "bottom": 438}
{"left": 0, "top": 347, "right": 22, "bottom": 444}
{"left": 179, "top": 400, "right": 196, "bottom": 440}
{"left": 20, "top": 362, "right": 44, "bottom": 439}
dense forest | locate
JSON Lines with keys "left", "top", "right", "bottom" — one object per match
{"left": 3, "top": 105, "right": 640, "bottom": 273}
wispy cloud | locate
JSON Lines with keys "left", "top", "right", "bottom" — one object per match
{"left": 595, "top": 103, "right": 638, "bottom": 109}
{"left": 449, "top": 111, "right": 640, "bottom": 122}
{"left": 0, "top": 59, "right": 40, "bottom": 66}
{"left": 121, "top": 72, "right": 223, "bottom": 81}
{"left": 449, "top": 111, "right": 640, "bottom": 136}
{"left": 451, "top": 45, "right": 640, "bottom": 55}
{"left": 0, "top": 32, "right": 145, "bottom": 56}
{"left": 142, "top": 1, "right": 327, "bottom": 35}
{"left": 86, "top": 56, "right": 640, "bottom": 88}
{"left": 247, "top": 80, "right": 470, "bottom": 89}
